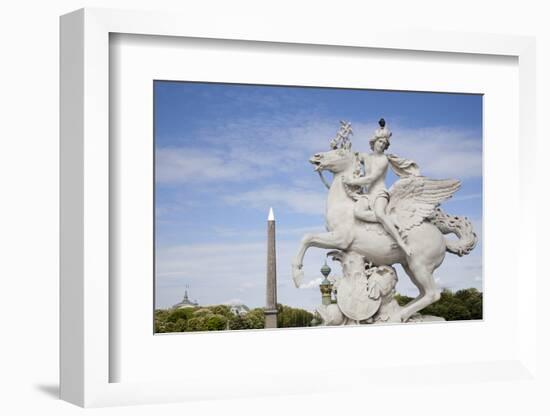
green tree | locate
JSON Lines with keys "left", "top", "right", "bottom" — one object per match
{"left": 157, "top": 321, "right": 178, "bottom": 333}
{"left": 186, "top": 316, "right": 207, "bottom": 332}
{"left": 228, "top": 313, "right": 247, "bottom": 330}
{"left": 205, "top": 314, "right": 228, "bottom": 331}
{"left": 276, "top": 304, "right": 315, "bottom": 328}
{"left": 208, "top": 305, "right": 233, "bottom": 318}
{"left": 192, "top": 308, "right": 213, "bottom": 318}
{"left": 244, "top": 308, "right": 265, "bottom": 329}
{"left": 445, "top": 303, "right": 472, "bottom": 320}
{"left": 394, "top": 294, "right": 414, "bottom": 307}
{"left": 167, "top": 307, "right": 195, "bottom": 322}
{"left": 155, "top": 309, "right": 170, "bottom": 320}
{"left": 154, "top": 309, "right": 171, "bottom": 332}
{"left": 395, "top": 288, "right": 483, "bottom": 321}
{"left": 174, "top": 318, "right": 188, "bottom": 332}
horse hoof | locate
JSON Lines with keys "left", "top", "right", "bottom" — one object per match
{"left": 292, "top": 264, "right": 304, "bottom": 288}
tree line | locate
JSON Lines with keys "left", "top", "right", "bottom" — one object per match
{"left": 155, "top": 288, "right": 482, "bottom": 333}
{"left": 394, "top": 288, "right": 483, "bottom": 321}
{"left": 155, "top": 303, "right": 317, "bottom": 333}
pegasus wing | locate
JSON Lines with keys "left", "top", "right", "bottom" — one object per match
{"left": 388, "top": 177, "right": 461, "bottom": 232}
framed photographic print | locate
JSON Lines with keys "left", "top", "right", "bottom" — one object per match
{"left": 60, "top": 7, "right": 538, "bottom": 408}
{"left": 152, "top": 81, "right": 483, "bottom": 333}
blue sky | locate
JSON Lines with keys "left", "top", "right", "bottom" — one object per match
{"left": 154, "top": 81, "right": 483, "bottom": 311}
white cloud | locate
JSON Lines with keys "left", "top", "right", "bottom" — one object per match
{"left": 156, "top": 147, "right": 265, "bottom": 184}
{"left": 206, "top": 225, "right": 326, "bottom": 239}
{"left": 224, "top": 185, "right": 327, "bottom": 215}
{"left": 156, "top": 117, "right": 482, "bottom": 191}
{"left": 155, "top": 115, "right": 346, "bottom": 187}
{"left": 155, "top": 237, "right": 333, "bottom": 309}
{"left": 156, "top": 227, "right": 483, "bottom": 309}
{"left": 387, "top": 125, "right": 482, "bottom": 179}
{"left": 344, "top": 121, "right": 482, "bottom": 179}
{"left": 299, "top": 277, "right": 323, "bottom": 289}
{"left": 155, "top": 114, "right": 483, "bottom": 309}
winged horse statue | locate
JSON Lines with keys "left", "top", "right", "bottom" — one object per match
{"left": 291, "top": 121, "right": 477, "bottom": 323}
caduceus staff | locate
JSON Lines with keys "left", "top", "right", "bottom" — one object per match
{"left": 319, "top": 120, "right": 354, "bottom": 189}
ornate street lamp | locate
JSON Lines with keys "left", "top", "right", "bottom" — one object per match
{"left": 319, "top": 261, "right": 333, "bottom": 306}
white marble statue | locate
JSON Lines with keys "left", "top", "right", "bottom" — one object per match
{"left": 292, "top": 119, "right": 477, "bottom": 323}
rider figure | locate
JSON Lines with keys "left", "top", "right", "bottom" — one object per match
{"left": 343, "top": 119, "right": 417, "bottom": 257}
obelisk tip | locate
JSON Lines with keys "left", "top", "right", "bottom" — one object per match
{"left": 268, "top": 207, "right": 275, "bottom": 221}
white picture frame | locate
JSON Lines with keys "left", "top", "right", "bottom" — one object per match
{"left": 60, "top": 8, "right": 539, "bottom": 408}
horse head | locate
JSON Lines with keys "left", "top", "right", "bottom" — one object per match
{"left": 309, "top": 148, "right": 357, "bottom": 175}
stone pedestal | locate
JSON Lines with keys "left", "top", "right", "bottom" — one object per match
{"left": 264, "top": 310, "right": 278, "bottom": 329}
{"left": 316, "top": 250, "right": 445, "bottom": 326}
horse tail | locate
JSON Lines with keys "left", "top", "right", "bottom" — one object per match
{"left": 430, "top": 208, "right": 478, "bottom": 257}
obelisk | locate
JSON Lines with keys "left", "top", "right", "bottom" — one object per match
{"left": 264, "top": 207, "right": 278, "bottom": 328}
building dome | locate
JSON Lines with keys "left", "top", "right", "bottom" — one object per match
{"left": 172, "top": 289, "right": 199, "bottom": 309}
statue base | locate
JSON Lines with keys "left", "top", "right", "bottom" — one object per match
{"left": 316, "top": 251, "right": 445, "bottom": 326}
{"left": 316, "top": 303, "right": 445, "bottom": 326}
{"left": 408, "top": 313, "right": 446, "bottom": 323}
{"left": 264, "top": 309, "right": 278, "bottom": 329}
